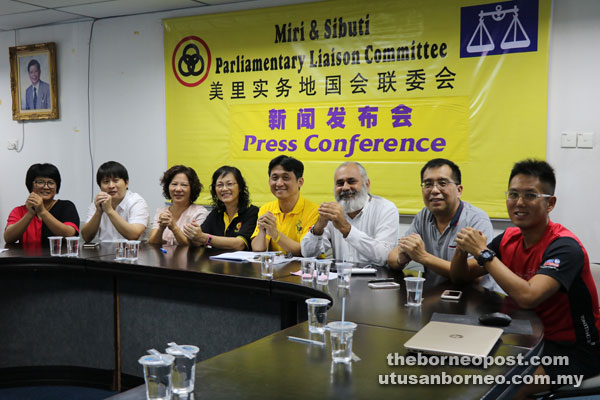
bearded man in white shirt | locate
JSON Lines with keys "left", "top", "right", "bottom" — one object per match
{"left": 301, "top": 162, "right": 398, "bottom": 265}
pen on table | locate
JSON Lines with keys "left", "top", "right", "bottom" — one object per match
{"left": 287, "top": 336, "right": 325, "bottom": 346}
{"left": 160, "top": 248, "right": 167, "bottom": 254}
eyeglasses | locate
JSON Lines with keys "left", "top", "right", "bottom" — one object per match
{"left": 505, "top": 191, "right": 552, "bottom": 202}
{"left": 421, "top": 179, "right": 457, "bottom": 190}
{"left": 216, "top": 182, "right": 237, "bottom": 189}
{"left": 34, "top": 179, "right": 56, "bottom": 188}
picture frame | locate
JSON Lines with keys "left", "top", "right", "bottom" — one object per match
{"left": 9, "top": 42, "right": 59, "bottom": 121}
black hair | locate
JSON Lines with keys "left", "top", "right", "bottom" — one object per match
{"left": 25, "top": 163, "right": 61, "bottom": 193}
{"left": 96, "top": 161, "right": 129, "bottom": 186}
{"left": 268, "top": 155, "right": 304, "bottom": 178}
{"left": 509, "top": 159, "right": 556, "bottom": 195}
{"left": 420, "top": 158, "right": 461, "bottom": 184}
{"left": 27, "top": 59, "right": 40, "bottom": 73}
{"left": 210, "top": 166, "right": 250, "bottom": 213}
{"left": 160, "top": 165, "right": 202, "bottom": 203}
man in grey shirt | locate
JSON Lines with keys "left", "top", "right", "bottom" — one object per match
{"left": 388, "top": 158, "right": 500, "bottom": 290}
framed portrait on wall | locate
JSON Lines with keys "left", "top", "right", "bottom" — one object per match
{"left": 9, "top": 42, "right": 59, "bottom": 121}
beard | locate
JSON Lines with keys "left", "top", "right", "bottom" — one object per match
{"left": 335, "top": 186, "right": 369, "bottom": 214}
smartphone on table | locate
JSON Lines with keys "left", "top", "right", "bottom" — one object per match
{"left": 440, "top": 290, "right": 462, "bottom": 300}
{"left": 368, "top": 281, "right": 400, "bottom": 289}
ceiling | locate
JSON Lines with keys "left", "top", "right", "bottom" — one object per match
{"left": 0, "top": 0, "right": 255, "bottom": 31}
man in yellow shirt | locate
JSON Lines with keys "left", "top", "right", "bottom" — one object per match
{"left": 251, "top": 155, "right": 318, "bottom": 256}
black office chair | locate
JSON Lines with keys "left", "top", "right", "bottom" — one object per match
{"left": 533, "top": 373, "right": 600, "bottom": 399}
{"left": 534, "top": 264, "right": 600, "bottom": 399}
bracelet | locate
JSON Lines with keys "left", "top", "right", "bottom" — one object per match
{"left": 274, "top": 231, "right": 281, "bottom": 243}
{"left": 206, "top": 234, "right": 212, "bottom": 246}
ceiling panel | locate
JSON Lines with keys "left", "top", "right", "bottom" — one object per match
{"left": 198, "top": 0, "right": 257, "bottom": 4}
{"left": 0, "top": 0, "right": 43, "bottom": 16}
{"left": 21, "top": 0, "right": 111, "bottom": 8}
{"left": 58, "top": 0, "right": 204, "bottom": 19}
{"left": 0, "top": 8, "right": 83, "bottom": 30}
{"left": 0, "top": 0, "right": 297, "bottom": 31}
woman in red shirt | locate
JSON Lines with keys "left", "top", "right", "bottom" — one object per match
{"left": 4, "top": 163, "right": 79, "bottom": 245}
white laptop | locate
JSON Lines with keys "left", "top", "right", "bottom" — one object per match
{"left": 404, "top": 321, "right": 503, "bottom": 358}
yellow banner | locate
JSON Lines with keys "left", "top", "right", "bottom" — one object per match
{"left": 164, "top": 0, "right": 550, "bottom": 218}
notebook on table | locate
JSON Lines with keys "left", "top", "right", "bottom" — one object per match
{"left": 404, "top": 321, "right": 503, "bottom": 358}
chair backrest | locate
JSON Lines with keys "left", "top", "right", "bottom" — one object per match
{"left": 591, "top": 263, "right": 600, "bottom": 300}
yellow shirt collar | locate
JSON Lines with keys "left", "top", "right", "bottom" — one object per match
{"left": 223, "top": 212, "right": 239, "bottom": 231}
{"left": 273, "top": 194, "right": 305, "bottom": 216}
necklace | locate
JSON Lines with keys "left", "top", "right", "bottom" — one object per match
{"left": 46, "top": 199, "right": 58, "bottom": 211}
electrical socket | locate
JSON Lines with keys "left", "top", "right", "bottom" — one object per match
{"left": 560, "top": 131, "right": 576, "bottom": 148}
{"left": 577, "top": 132, "right": 594, "bottom": 148}
{"left": 7, "top": 139, "right": 18, "bottom": 150}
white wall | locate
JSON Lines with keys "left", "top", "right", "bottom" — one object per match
{"left": 88, "top": 13, "right": 169, "bottom": 221}
{"left": 1, "top": 0, "right": 599, "bottom": 262}
{"left": 547, "top": 0, "right": 600, "bottom": 262}
{"left": 0, "top": 22, "right": 94, "bottom": 232}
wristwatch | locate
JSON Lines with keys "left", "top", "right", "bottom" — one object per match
{"left": 476, "top": 249, "right": 496, "bottom": 266}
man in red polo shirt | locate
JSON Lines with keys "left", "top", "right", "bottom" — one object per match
{"left": 450, "top": 159, "right": 600, "bottom": 399}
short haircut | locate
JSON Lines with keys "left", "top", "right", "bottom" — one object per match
{"left": 160, "top": 165, "right": 203, "bottom": 203}
{"left": 96, "top": 161, "right": 129, "bottom": 186}
{"left": 210, "top": 165, "right": 251, "bottom": 213}
{"left": 509, "top": 159, "right": 556, "bottom": 195}
{"left": 268, "top": 155, "right": 304, "bottom": 178}
{"left": 27, "top": 59, "right": 40, "bottom": 73}
{"left": 26, "top": 163, "right": 61, "bottom": 193}
{"left": 420, "top": 158, "right": 461, "bottom": 184}
{"left": 336, "top": 161, "right": 369, "bottom": 183}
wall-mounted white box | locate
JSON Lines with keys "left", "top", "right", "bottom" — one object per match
{"left": 561, "top": 131, "right": 576, "bottom": 148}
{"left": 577, "top": 132, "right": 594, "bottom": 148}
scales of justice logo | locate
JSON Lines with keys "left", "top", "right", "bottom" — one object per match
{"left": 172, "top": 36, "right": 211, "bottom": 87}
{"left": 461, "top": 1, "right": 538, "bottom": 58}
{"left": 467, "top": 4, "right": 529, "bottom": 53}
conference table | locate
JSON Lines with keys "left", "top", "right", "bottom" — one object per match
{"left": 0, "top": 243, "right": 543, "bottom": 399}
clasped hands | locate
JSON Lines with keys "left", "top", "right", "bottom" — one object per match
{"left": 94, "top": 192, "right": 114, "bottom": 214}
{"left": 25, "top": 193, "right": 45, "bottom": 215}
{"left": 396, "top": 233, "right": 428, "bottom": 264}
{"left": 183, "top": 222, "right": 206, "bottom": 245}
{"left": 257, "top": 211, "right": 279, "bottom": 239}
{"left": 313, "top": 202, "right": 350, "bottom": 236}
{"left": 455, "top": 227, "right": 488, "bottom": 256}
{"left": 157, "top": 209, "right": 177, "bottom": 231}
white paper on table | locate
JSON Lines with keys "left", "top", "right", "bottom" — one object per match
{"left": 209, "top": 251, "right": 298, "bottom": 265}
